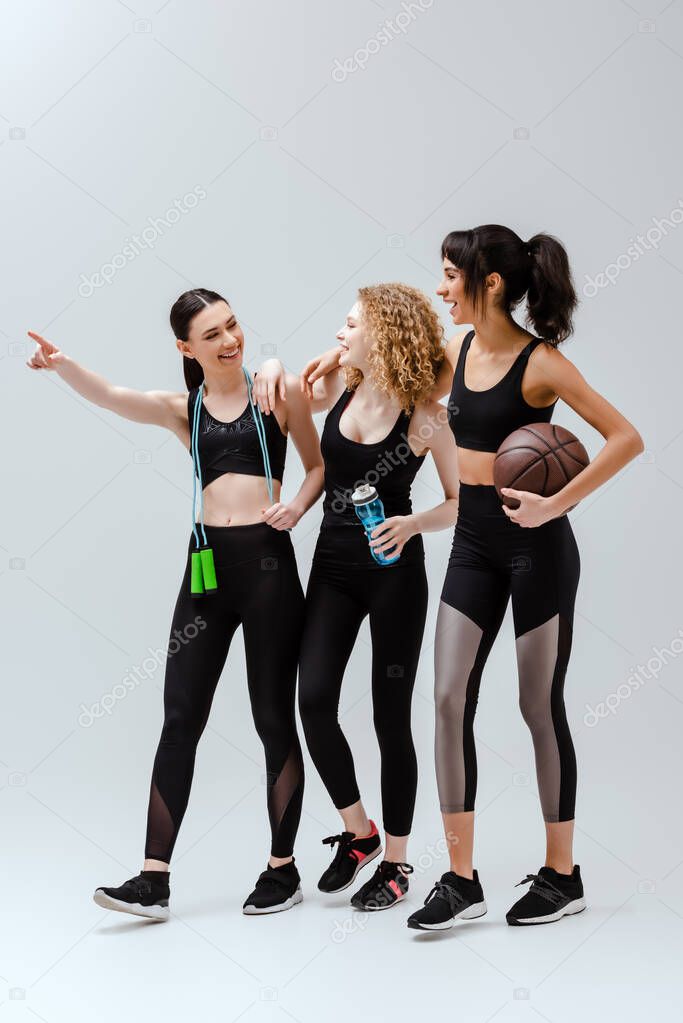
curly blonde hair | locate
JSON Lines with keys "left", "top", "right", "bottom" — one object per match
{"left": 343, "top": 283, "right": 444, "bottom": 411}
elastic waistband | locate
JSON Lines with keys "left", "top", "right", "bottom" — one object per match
{"left": 189, "top": 522, "right": 293, "bottom": 564}
{"left": 458, "top": 483, "right": 504, "bottom": 513}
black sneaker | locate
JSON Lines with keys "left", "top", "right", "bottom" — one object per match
{"left": 242, "top": 858, "right": 303, "bottom": 915}
{"left": 506, "top": 865, "right": 586, "bottom": 926}
{"left": 93, "top": 871, "right": 170, "bottom": 921}
{"left": 407, "top": 870, "right": 487, "bottom": 931}
{"left": 318, "top": 820, "right": 382, "bottom": 893}
{"left": 350, "top": 860, "right": 413, "bottom": 911}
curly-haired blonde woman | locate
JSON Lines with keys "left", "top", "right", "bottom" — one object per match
{"left": 255, "top": 283, "right": 459, "bottom": 912}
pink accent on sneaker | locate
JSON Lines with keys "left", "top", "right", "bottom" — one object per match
{"left": 349, "top": 849, "right": 364, "bottom": 863}
{"left": 389, "top": 880, "right": 403, "bottom": 899}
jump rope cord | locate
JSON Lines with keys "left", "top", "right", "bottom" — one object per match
{"left": 191, "top": 368, "right": 274, "bottom": 549}
{"left": 244, "top": 367, "right": 274, "bottom": 506}
{"left": 191, "top": 382, "right": 207, "bottom": 549}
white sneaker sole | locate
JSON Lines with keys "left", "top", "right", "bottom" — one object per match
{"left": 93, "top": 889, "right": 169, "bottom": 921}
{"left": 321, "top": 844, "right": 383, "bottom": 894}
{"left": 508, "top": 896, "right": 587, "bottom": 925}
{"left": 409, "top": 899, "right": 488, "bottom": 931}
{"left": 243, "top": 886, "right": 303, "bottom": 915}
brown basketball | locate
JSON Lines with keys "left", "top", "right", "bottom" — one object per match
{"left": 494, "top": 423, "right": 589, "bottom": 509}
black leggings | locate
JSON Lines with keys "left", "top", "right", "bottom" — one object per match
{"left": 298, "top": 528, "right": 428, "bottom": 837}
{"left": 436, "top": 484, "right": 580, "bottom": 823}
{"left": 145, "top": 523, "right": 305, "bottom": 862}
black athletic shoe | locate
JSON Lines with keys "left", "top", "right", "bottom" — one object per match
{"left": 350, "top": 860, "right": 413, "bottom": 911}
{"left": 506, "top": 865, "right": 586, "bottom": 926}
{"left": 242, "top": 858, "right": 303, "bottom": 915}
{"left": 318, "top": 820, "right": 382, "bottom": 893}
{"left": 93, "top": 871, "right": 170, "bottom": 921}
{"left": 407, "top": 870, "right": 487, "bottom": 931}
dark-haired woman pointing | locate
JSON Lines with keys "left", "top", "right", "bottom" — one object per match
{"left": 27, "top": 289, "right": 323, "bottom": 918}
{"left": 304, "top": 227, "right": 643, "bottom": 929}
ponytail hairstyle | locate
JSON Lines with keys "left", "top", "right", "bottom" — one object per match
{"left": 170, "top": 288, "right": 229, "bottom": 389}
{"left": 441, "top": 225, "right": 577, "bottom": 344}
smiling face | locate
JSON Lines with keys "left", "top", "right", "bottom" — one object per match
{"left": 176, "top": 300, "right": 245, "bottom": 373}
{"left": 436, "top": 257, "right": 477, "bottom": 326}
{"left": 336, "top": 301, "right": 370, "bottom": 370}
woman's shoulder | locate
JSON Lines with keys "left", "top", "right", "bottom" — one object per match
{"left": 444, "top": 329, "right": 471, "bottom": 370}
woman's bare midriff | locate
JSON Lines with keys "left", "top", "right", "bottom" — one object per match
{"left": 457, "top": 448, "right": 497, "bottom": 486}
{"left": 200, "top": 473, "right": 282, "bottom": 526}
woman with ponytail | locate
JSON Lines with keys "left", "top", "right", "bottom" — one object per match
{"left": 304, "top": 226, "right": 643, "bottom": 928}
{"left": 27, "top": 289, "right": 323, "bottom": 917}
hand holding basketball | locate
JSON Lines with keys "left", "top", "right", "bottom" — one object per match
{"left": 500, "top": 489, "right": 557, "bottom": 527}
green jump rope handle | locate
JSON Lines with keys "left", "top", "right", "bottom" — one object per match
{"left": 199, "top": 546, "right": 217, "bottom": 593}
{"left": 191, "top": 550, "right": 205, "bottom": 596}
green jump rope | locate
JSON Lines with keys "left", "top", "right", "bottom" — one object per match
{"left": 190, "top": 367, "right": 274, "bottom": 596}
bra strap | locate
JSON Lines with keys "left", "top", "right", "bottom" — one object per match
{"left": 454, "top": 330, "right": 475, "bottom": 382}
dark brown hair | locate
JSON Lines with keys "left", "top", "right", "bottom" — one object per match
{"left": 170, "top": 288, "right": 229, "bottom": 389}
{"left": 441, "top": 225, "right": 577, "bottom": 343}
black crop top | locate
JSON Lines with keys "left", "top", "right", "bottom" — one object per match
{"left": 320, "top": 388, "right": 426, "bottom": 528}
{"left": 188, "top": 386, "right": 287, "bottom": 488}
{"left": 447, "top": 331, "right": 556, "bottom": 453}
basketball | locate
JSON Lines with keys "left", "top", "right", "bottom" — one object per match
{"left": 494, "top": 423, "right": 589, "bottom": 509}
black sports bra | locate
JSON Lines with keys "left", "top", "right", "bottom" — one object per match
{"left": 447, "top": 331, "right": 556, "bottom": 453}
{"left": 320, "top": 388, "right": 425, "bottom": 527}
{"left": 187, "top": 386, "right": 287, "bottom": 488}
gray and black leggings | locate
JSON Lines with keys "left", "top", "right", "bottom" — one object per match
{"left": 145, "top": 523, "right": 305, "bottom": 862}
{"left": 436, "top": 484, "right": 580, "bottom": 823}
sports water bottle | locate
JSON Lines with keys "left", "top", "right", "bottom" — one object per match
{"left": 351, "top": 484, "right": 400, "bottom": 566}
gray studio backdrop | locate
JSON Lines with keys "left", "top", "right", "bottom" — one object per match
{"left": 2, "top": 0, "right": 682, "bottom": 1020}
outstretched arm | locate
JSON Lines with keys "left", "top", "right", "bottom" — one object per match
{"left": 26, "top": 331, "right": 187, "bottom": 437}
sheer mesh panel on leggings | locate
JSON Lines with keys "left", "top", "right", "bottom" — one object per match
{"left": 434, "top": 601, "right": 486, "bottom": 815}
{"left": 267, "top": 742, "right": 304, "bottom": 853}
{"left": 516, "top": 613, "right": 576, "bottom": 823}
{"left": 145, "top": 780, "right": 176, "bottom": 863}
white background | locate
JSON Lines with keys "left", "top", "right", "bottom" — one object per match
{"left": 2, "top": 0, "right": 682, "bottom": 1019}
